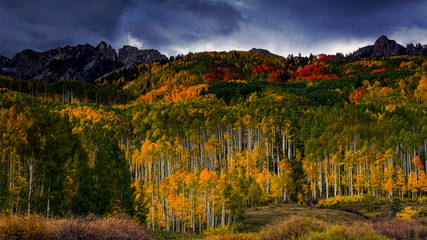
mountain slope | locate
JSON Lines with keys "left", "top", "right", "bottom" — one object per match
{"left": 351, "top": 35, "right": 427, "bottom": 58}
{"left": 0, "top": 42, "right": 167, "bottom": 83}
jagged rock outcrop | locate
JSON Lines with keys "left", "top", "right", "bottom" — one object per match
{"left": 371, "top": 35, "right": 406, "bottom": 57}
{"left": 118, "top": 46, "right": 168, "bottom": 67}
{"left": 351, "top": 35, "right": 426, "bottom": 58}
{"left": 406, "top": 43, "right": 427, "bottom": 56}
{"left": 249, "top": 48, "right": 282, "bottom": 57}
{"left": 351, "top": 45, "right": 375, "bottom": 58}
{"left": 0, "top": 55, "right": 9, "bottom": 67}
{"left": 0, "top": 42, "right": 122, "bottom": 82}
{"left": 0, "top": 42, "right": 168, "bottom": 82}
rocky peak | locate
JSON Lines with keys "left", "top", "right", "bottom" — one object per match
{"left": 96, "top": 41, "right": 117, "bottom": 61}
{"left": 371, "top": 35, "right": 405, "bottom": 57}
{"left": 118, "top": 46, "right": 168, "bottom": 67}
{"left": 350, "top": 35, "right": 421, "bottom": 58}
{"left": 1, "top": 43, "right": 121, "bottom": 82}
{"left": 249, "top": 48, "right": 281, "bottom": 57}
{"left": 351, "top": 45, "right": 375, "bottom": 58}
{"left": 0, "top": 41, "right": 169, "bottom": 82}
{"left": 0, "top": 55, "right": 10, "bottom": 67}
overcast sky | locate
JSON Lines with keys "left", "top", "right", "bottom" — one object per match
{"left": 0, "top": 0, "right": 426, "bottom": 58}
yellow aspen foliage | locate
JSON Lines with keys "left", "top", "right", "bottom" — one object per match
{"left": 407, "top": 170, "right": 418, "bottom": 195}
{"left": 396, "top": 206, "right": 420, "bottom": 220}
{"left": 384, "top": 178, "right": 394, "bottom": 197}
{"left": 414, "top": 74, "right": 427, "bottom": 103}
{"left": 418, "top": 170, "right": 427, "bottom": 192}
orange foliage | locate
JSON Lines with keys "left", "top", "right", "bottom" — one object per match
{"left": 252, "top": 64, "right": 286, "bottom": 82}
{"left": 349, "top": 87, "right": 367, "bottom": 104}
{"left": 133, "top": 84, "right": 208, "bottom": 105}
{"left": 413, "top": 156, "right": 424, "bottom": 171}
{"left": 370, "top": 68, "right": 387, "bottom": 73}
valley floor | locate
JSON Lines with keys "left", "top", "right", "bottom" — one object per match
{"left": 152, "top": 202, "right": 427, "bottom": 239}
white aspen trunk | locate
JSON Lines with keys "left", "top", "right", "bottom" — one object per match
{"left": 318, "top": 159, "right": 322, "bottom": 198}
{"left": 27, "top": 156, "right": 34, "bottom": 215}
{"left": 46, "top": 184, "right": 50, "bottom": 218}
{"left": 212, "top": 190, "right": 215, "bottom": 228}
{"left": 334, "top": 163, "right": 337, "bottom": 197}
{"left": 221, "top": 199, "right": 225, "bottom": 227}
{"left": 338, "top": 166, "right": 341, "bottom": 196}
{"left": 326, "top": 162, "right": 329, "bottom": 199}
{"left": 283, "top": 188, "right": 287, "bottom": 202}
{"left": 424, "top": 139, "right": 426, "bottom": 169}
{"left": 151, "top": 191, "right": 155, "bottom": 229}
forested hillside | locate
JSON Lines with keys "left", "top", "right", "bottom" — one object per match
{"left": 0, "top": 50, "right": 426, "bottom": 233}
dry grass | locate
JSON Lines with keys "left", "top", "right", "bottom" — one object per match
{"left": 258, "top": 216, "right": 326, "bottom": 240}
{"left": 239, "top": 204, "right": 366, "bottom": 232}
{"left": 0, "top": 214, "right": 56, "bottom": 240}
{"left": 0, "top": 214, "right": 151, "bottom": 240}
{"left": 205, "top": 216, "right": 384, "bottom": 240}
{"left": 205, "top": 204, "right": 427, "bottom": 240}
{"left": 307, "top": 222, "right": 386, "bottom": 240}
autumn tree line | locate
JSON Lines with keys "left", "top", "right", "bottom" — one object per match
{"left": 0, "top": 52, "right": 426, "bottom": 233}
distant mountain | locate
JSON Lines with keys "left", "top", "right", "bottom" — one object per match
{"left": 1, "top": 36, "right": 426, "bottom": 82}
{"left": 351, "top": 35, "right": 427, "bottom": 58}
{"left": 119, "top": 46, "right": 168, "bottom": 68}
{"left": 0, "top": 42, "right": 168, "bottom": 83}
{"left": 249, "top": 48, "right": 282, "bottom": 57}
{"left": 0, "top": 55, "right": 9, "bottom": 67}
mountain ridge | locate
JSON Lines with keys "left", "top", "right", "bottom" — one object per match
{"left": 1, "top": 35, "right": 426, "bottom": 83}
{"left": 0, "top": 42, "right": 167, "bottom": 83}
{"left": 350, "top": 35, "right": 426, "bottom": 58}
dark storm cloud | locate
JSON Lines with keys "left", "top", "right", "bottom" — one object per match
{"left": 0, "top": 0, "right": 134, "bottom": 57}
{"left": 0, "top": 0, "right": 426, "bottom": 58}
{"left": 122, "top": 0, "right": 244, "bottom": 49}
{"left": 248, "top": 0, "right": 426, "bottom": 41}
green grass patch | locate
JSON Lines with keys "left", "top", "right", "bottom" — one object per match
{"left": 237, "top": 204, "right": 367, "bottom": 233}
{"left": 149, "top": 230, "right": 203, "bottom": 240}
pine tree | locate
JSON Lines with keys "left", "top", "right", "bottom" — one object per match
{"left": 94, "top": 133, "right": 134, "bottom": 215}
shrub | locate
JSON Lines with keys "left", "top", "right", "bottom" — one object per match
{"left": 396, "top": 206, "right": 420, "bottom": 220}
{"left": 0, "top": 214, "right": 151, "bottom": 240}
{"left": 374, "top": 218, "right": 427, "bottom": 240}
{"left": 0, "top": 214, "right": 56, "bottom": 240}
{"left": 322, "top": 196, "right": 363, "bottom": 208}
{"left": 204, "top": 223, "right": 243, "bottom": 236}
{"left": 259, "top": 216, "right": 326, "bottom": 240}
{"left": 204, "top": 232, "right": 258, "bottom": 240}
{"left": 307, "top": 222, "right": 386, "bottom": 240}
{"left": 55, "top": 214, "right": 151, "bottom": 240}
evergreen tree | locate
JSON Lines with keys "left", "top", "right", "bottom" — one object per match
{"left": 94, "top": 133, "right": 134, "bottom": 215}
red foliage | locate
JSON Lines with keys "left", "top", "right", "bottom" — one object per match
{"left": 304, "top": 74, "right": 339, "bottom": 81}
{"left": 204, "top": 66, "right": 242, "bottom": 82}
{"left": 252, "top": 64, "right": 276, "bottom": 74}
{"left": 268, "top": 69, "right": 286, "bottom": 82}
{"left": 349, "top": 87, "right": 367, "bottom": 104}
{"left": 293, "top": 63, "right": 338, "bottom": 81}
{"left": 290, "top": 54, "right": 340, "bottom": 82}
{"left": 317, "top": 54, "right": 339, "bottom": 65}
{"left": 370, "top": 68, "right": 387, "bottom": 73}
{"left": 296, "top": 64, "right": 325, "bottom": 77}
{"left": 252, "top": 64, "right": 287, "bottom": 82}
